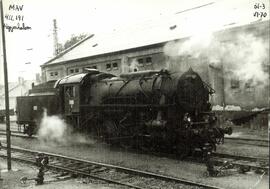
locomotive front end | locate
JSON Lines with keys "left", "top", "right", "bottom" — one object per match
{"left": 175, "top": 68, "right": 232, "bottom": 154}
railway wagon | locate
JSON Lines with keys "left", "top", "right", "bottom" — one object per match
{"left": 0, "top": 109, "right": 14, "bottom": 123}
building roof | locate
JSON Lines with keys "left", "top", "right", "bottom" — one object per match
{"left": 42, "top": 2, "right": 269, "bottom": 67}
{"left": 0, "top": 80, "right": 34, "bottom": 109}
{"left": 0, "top": 80, "right": 34, "bottom": 98}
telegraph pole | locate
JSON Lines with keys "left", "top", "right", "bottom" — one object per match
{"left": 221, "top": 63, "right": 226, "bottom": 111}
{"left": 0, "top": 0, "right": 12, "bottom": 170}
{"left": 53, "top": 19, "right": 59, "bottom": 56}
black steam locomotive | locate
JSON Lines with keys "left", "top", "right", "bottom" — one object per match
{"left": 16, "top": 68, "right": 232, "bottom": 155}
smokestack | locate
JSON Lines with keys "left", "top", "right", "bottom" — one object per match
{"left": 18, "top": 77, "right": 24, "bottom": 85}
{"left": 35, "top": 73, "right": 41, "bottom": 84}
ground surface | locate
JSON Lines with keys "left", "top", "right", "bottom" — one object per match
{"left": 0, "top": 122, "right": 269, "bottom": 189}
{"left": 218, "top": 126, "right": 269, "bottom": 158}
{"left": 0, "top": 160, "right": 119, "bottom": 189}
{"left": 228, "top": 126, "right": 268, "bottom": 140}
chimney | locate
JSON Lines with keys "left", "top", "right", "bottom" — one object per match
{"left": 35, "top": 73, "right": 41, "bottom": 84}
{"left": 18, "top": 77, "right": 24, "bottom": 85}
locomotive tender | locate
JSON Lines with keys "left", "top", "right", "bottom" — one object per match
{"left": 16, "top": 80, "right": 60, "bottom": 136}
{"left": 17, "top": 68, "right": 232, "bottom": 155}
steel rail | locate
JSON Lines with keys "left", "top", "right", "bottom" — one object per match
{"left": 224, "top": 137, "right": 269, "bottom": 147}
{"left": 0, "top": 133, "right": 267, "bottom": 175}
{"left": 212, "top": 152, "right": 268, "bottom": 162}
{"left": 225, "top": 137, "right": 269, "bottom": 143}
{"left": 0, "top": 131, "right": 37, "bottom": 139}
{"left": 0, "top": 145, "right": 223, "bottom": 189}
{"left": 212, "top": 152, "right": 269, "bottom": 173}
{"left": 0, "top": 147, "right": 147, "bottom": 189}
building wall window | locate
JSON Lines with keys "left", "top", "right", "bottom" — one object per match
{"left": 112, "top": 62, "right": 118, "bottom": 70}
{"left": 231, "top": 78, "right": 240, "bottom": 89}
{"left": 48, "top": 71, "right": 60, "bottom": 80}
{"left": 68, "top": 68, "right": 83, "bottom": 74}
{"left": 137, "top": 58, "right": 144, "bottom": 65}
{"left": 245, "top": 82, "right": 251, "bottom": 89}
{"left": 146, "top": 57, "right": 152, "bottom": 64}
{"left": 50, "top": 71, "right": 58, "bottom": 76}
{"left": 136, "top": 56, "right": 152, "bottom": 66}
{"left": 106, "top": 63, "right": 111, "bottom": 71}
{"left": 104, "top": 60, "right": 120, "bottom": 72}
{"left": 245, "top": 79, "right": 254, "bottom": 91}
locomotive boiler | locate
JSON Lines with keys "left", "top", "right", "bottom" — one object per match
{"left": 55, "top": 68, "right": 232, "bottom": 156}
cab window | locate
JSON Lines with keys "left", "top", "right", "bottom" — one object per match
{"left": 65, "top": 86, "right": 75, "bottom": 97}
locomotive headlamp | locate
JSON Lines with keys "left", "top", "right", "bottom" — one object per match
{"left": 183, "top": 113, "right": 191, "bottom": 122}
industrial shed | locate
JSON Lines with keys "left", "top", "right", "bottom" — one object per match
{"left": 40, "top": 11, "right": 269, "bottom": 111}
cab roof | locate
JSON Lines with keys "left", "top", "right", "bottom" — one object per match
{"left": 54, "top": 69, "right": 115, "bottom": 87}
{"left": 56, "top": 73, "right": 88, "bottom": 86}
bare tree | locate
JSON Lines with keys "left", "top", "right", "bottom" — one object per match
{"left": 58, "top": 33, "right": 88, "bottom": 53}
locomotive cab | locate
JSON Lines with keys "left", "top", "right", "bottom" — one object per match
{"left": 55, "top": 69, "right": 116, "bottom": 128}
{"left": 56, "top": 73, "right": 88, "bottom": 128}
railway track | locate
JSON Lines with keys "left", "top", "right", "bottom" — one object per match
{"left": 0, "top": 131, "right": 268, "bottom": 175}
{"left": 0, "top": 145, "right": 222, "bottom": 189}
{"left": 211, "top": 152, "right": 269, "bottom": 174}
{"left": 0, "top": 130, "right": 37, "bottom": 139}
{"left": 225, "top": 136, "right": 269, "bottom": 147}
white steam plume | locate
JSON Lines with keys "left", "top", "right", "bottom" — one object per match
{"left": 164, "top": 33, "right": 269, "bottom": 84}
{"left": 129, "top": 59, "right": 139, "bottom": 72}
{"left": 38, "top": 109, "right": 95, "bottom": 146}
{"left": 38, "top": 109, "right": 67, "bottom": 144}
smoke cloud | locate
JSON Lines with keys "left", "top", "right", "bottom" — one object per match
{"left": 38, "top": 109, "right": 95, "bottom": 146}
{"left": 164, "top": 32, "right": 269, "bottom": 84}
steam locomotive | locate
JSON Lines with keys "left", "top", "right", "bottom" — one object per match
{"left": 16, "top": 68, "right": 232, "bottom": 156}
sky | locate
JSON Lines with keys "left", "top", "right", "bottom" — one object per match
{"left": 0, "top": 0, "right": 269, "bottom": 84}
